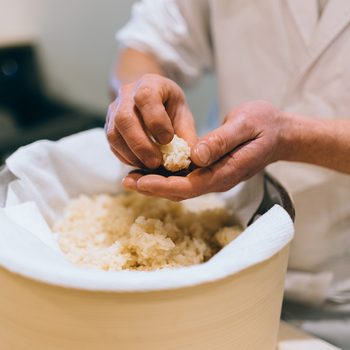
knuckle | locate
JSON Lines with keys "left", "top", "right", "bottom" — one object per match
{"left": 147, "top": 115, "right": 164, "bottom": 131}
{"left": 106, "top": 103, "right": 116, "bottom": 124}
{"left": 209, "top": 133, "right": 229, "bottom": 154}
{"left": 134, "top": 85, "right": 152, "bottom": 106}
{"left": 230, "top": 111, "right": 250, "bottom": 129}
{"left": 106, "top": 103, "right": 114, "bottom": 116}
{"left": 107, "top": 132, "right": 123, "bottom": 150}
{"left": 132, "top": 140, "right": 149, "bottom": 156}
{"left": 113, "top": 132, "right": 123, "bottom": 146}
{"left": 232, "top": 113, "right": 256, "bottom": 137}
{"left": 223, "top": 109, "right": 236, "bottom": 123}
{"left": 106, "top": 128, "right": 115, "bottom": 144}
{"left": 115, "top": 109, "right": 133, "bottom": 129}
{"left": 226, "top": 152, "right": 239, "bottom": 169}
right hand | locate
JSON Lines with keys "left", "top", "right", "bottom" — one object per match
{"left": 105, "top": 74, "right": 197, "bottom": 169}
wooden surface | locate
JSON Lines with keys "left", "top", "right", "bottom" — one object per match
{"left": 278, "top": 322, "right": 341, "bottom": 349}
{"left": 0, "top": 248, "right": 289, "bottom": 350}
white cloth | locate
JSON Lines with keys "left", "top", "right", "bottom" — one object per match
{"left": 0, "top": 129, "right": 293, "bottom": 292}
{"left": 117, "top": 0, "right": 350, "bottom": 307}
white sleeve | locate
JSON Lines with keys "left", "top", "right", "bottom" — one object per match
{"left": 116, "top": 0, "right": 213, "bottom": 85}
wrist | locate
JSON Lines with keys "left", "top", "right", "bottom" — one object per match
{"left": 278, "top": 111, "right": 320, "bottom": 163}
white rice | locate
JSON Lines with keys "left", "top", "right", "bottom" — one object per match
{"left": 159, "top": 135, "right": 191, "bottom": 171}
{"left": 53, "top": 192, "right": 242, "bottom": 271}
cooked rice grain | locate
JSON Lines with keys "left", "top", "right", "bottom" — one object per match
{"left": 159, "top": 135, "right": 191, "bottom": 171}
{"left": 53, "top": 192, "right": 242, "bottom": 271}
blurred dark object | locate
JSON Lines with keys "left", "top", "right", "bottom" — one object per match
{"left": 0, "top": 43, "right": 104, "bottom": 162}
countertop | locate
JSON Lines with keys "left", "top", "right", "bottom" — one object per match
{"left": 278, "top": 322, "right": 341, "bottom": 349}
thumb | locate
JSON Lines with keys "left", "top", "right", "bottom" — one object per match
{"left": 191, "top": 120, "right": 253, "bottom": 167}
{"left": 173, "top": 104, "right": 198, "bottom": 148}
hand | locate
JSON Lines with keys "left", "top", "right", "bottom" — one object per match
{"left": 105, "top": 74, "right": 197, "bottom": 169}
{"left": 123, "top": 100, "right": 289, "bottom": 200}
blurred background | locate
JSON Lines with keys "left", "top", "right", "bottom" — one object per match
{"left": 0, "top": 0, "right": 215, "bottom": 162}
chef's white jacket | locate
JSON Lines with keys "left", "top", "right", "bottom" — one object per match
{"left": 116, "top": 0, "right": 350, "bottom": 340}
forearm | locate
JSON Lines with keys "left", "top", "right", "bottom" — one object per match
{"left": 280, "top": 113, "right": 350, "bottom": 174}
{"left": 110, "top": 48, "right": 165, "bottom": 99}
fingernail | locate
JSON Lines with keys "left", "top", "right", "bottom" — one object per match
{"left": 157, "top": 131, "right": 172, "bottom": 144}
{"left": 194, "top": 142, "right": 211, "bottom": 165}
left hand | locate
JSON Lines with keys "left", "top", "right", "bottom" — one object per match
{"left": 123, "top": 100, "right": 289, "bottom": 201}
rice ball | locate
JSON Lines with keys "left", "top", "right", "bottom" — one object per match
{"left": 159, "top": 135, "right": 191, "bottom": 172}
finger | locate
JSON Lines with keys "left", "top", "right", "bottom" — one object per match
{"left": 159, "top": 80, "right": 198, "bottom": 147}
{"left": 122, "top": 173, "right": 145, "bottom": 194}
{"left": 135, "top": 170, "right": 212, "bottom": 200}
{"left": 192, "top": 139, "right": 268, "bottom": 192}
{"left": 134, "top": 76, "right": 197, "bottom": 147}
{"left": 108, "top": 129, "right": 144, "bottom": 168}
{"left": 106, "top": 110, "right": 137, "bottom": 166}
{"left": 171, "top": 103, "right": 198, "bottom": 147}
{"left": 191, "top": 116, "right": 257, "bottom": 167}
{"left": 135, "top": 176, "right": 185, "bottom": 201}
{"left": 123, "top": 173, "right": 182, "bottom": 200}
{"left": 122, "top": 172, "right": 142, "bottom": 191}
{"left": 133, "top": 162, "right": 229, "bottom": 199}
{"left": 133, "top": 77, "right": 174, "bottom": 144}
{"left": 135, "top": 175, "right": 186, "bottom": 199}
{"left": 113, "top": 98, "right": 162, "bottom": 169}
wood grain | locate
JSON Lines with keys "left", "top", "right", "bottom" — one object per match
{"left": 0, "top": 246, "right": 289, "bottom": 350}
